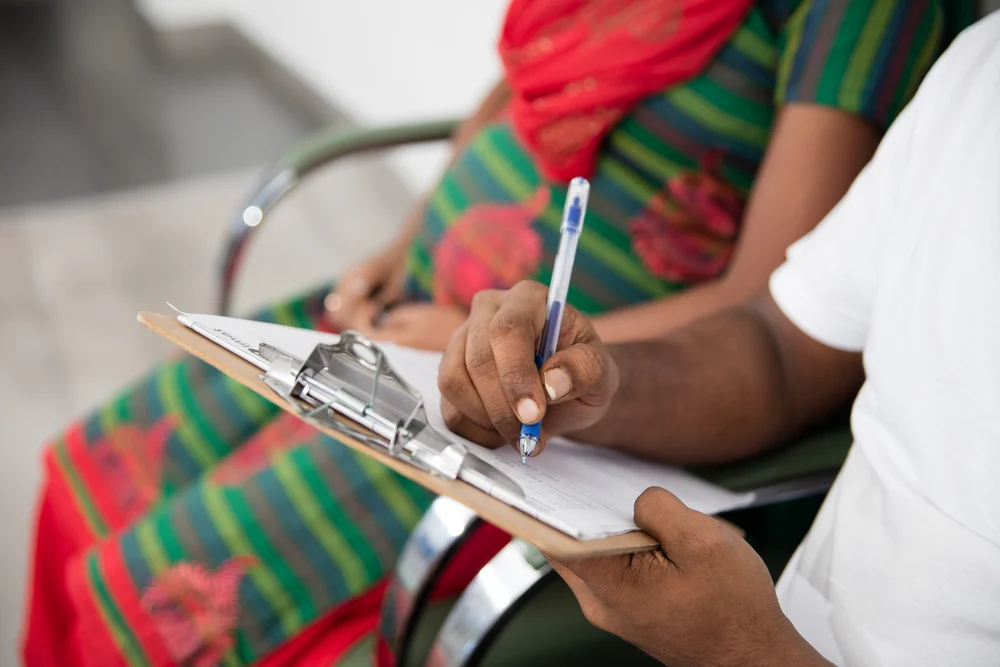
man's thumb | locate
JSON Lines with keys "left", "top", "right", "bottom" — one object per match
{"left": 633, "top": 487, "right": 710, "bottom": 562}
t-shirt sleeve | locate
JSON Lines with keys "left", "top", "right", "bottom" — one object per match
{"left": 775, "top": 0, "right": 945, "bottom": 129}
{"left": 769, "top": 68, "right": 922, "bottom": 352}
{"left": 772, "top": 12, "right": 994, "bottom": 352}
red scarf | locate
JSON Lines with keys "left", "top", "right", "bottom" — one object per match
{"left": 499, "top": 0, "right": 754, "bottom": 182}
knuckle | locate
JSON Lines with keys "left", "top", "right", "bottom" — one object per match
{"left": 579, "top": 601, "right": 611, "bottom": 631}
{"left": 436, "top": 368, "right": 467, "bottom": 400}
{"left": 470, "top": 289, "right": 500, "bottom": 311}
{"left": 512, "top": 280, "right": 546, "bottom": 298}
{"left": 465, "top": 345, "right": 496, "bottom": 376}
{"left": 574, "top": 309, "right": 604, "bottom": 347}
{"left": 496, "top": 357, "right": 531, "bottom": 386}
{"left": 705, "top": 521, "right": 731, "bottom": 550}
{"left": 442, "top": 407, "right": 466, "bottom": 433}
{"left": 689, "top": 522, "right": 729, "bottom": 559}
{"left": 575, "top": 345, "right": 608, "bottom": 386}
{"left": 562, "top": 304, "right": 584, "bottom": 331}
{"left": 488, "top": 310, "right": 522, "bottom": 341}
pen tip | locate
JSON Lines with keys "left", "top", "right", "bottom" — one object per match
{"left": 521, "top": 455, "right": 527, "bottom": 465}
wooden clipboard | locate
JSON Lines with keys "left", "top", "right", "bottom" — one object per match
{"left": 139, "top": 312, "right": 657, "bottom": 559}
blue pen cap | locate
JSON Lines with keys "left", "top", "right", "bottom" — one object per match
{"left": 561, "top": 177, "right": 590, "bottom": 235}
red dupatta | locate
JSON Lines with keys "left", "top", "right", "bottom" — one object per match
{"left": 499, "top": 0, "right": 754, "bottom": 181}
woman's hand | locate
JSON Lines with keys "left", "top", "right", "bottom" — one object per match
{"left": 325, "top": 243, "right": 408, "bottom": 331}
{"left": 349, "top": 302, "right": 467, "bottom": 352}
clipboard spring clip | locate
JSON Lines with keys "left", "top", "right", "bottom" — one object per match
{"left": 259, "top": 331, "right": 468, "bottom": 480}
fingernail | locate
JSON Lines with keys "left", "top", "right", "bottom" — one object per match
{"left": 543, "top": 368, "right": 572, "bottom": 401}
{"left": 516, "top": 398, "right": 540, "bottom": 424}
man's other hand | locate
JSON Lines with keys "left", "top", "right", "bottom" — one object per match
{"left": 549, "top": 488, "right": 831, "bottom": 667}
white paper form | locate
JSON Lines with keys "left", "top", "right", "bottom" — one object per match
{"left": 178, "top": 313, "right": 755, "bottom": 539}
{"left": 175, "top": 311, "right": 340, "bottom": 369}
{"left": 377, "top": 342, "right": 755, "bottom": 538}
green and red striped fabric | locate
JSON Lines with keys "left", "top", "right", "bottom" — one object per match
{"left": 406, "top": 0, "right": 961, "bottom": 315}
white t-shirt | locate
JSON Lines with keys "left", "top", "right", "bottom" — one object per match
{"left": 769, "top": 13, "right": 1000, "bottom": 666}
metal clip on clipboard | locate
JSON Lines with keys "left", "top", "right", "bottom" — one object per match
{"left": 257, "top": 331, "right": 525, "bottom": 499}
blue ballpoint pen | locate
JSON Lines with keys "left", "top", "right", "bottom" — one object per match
{"left": 519, "top": 177, "right": 590, "bottom": 464}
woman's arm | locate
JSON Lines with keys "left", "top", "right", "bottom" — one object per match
{"left": 591, "top": 104, "right": 881, "bottom": 343}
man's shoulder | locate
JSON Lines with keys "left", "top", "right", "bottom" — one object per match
{"left": 942, "top": 11, "right": 1000, "bottom": 62}
{"left": 898, "top": 11, "right": 1000, "bottom": 153}
{"left": 918, "top": 12, "right": 1000, "bottom": 104}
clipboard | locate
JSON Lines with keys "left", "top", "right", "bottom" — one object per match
{"left": 139, "top": 311, "right": 658, "bottom": 558}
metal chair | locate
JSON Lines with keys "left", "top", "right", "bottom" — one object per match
{"left": 218, "top": 118, "right": 460, "bottom": 316}
{"left": 426, "top": 540, "right": 551, "bottom": 667}
{"left": 216, "top": 120, "right": 852, "bottom": 666}
{"left": 377, "top": 497, "right": 482, "bottom": 666}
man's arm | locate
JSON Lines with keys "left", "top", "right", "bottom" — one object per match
{"left": 580, "top": 294, "right": 863, "bottom": 465}
{"left": 438, "top": 282, "right": 862, "bottom": 466}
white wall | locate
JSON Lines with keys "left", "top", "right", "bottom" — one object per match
{"left": 138, "top": 0, "right": 509, "bottom": 193}
{"left": 136, "top": 0, "right": 233, "bottom": 28}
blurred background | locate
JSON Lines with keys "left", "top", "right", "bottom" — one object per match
{"left": 0, "top": 0, "right": 507, "bottom": 662}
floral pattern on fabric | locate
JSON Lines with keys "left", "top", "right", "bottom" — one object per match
{"left": 90, "top": 415, "right": 177, "bottom": 526}
{"left": 142, "top": 555, "right": 258, "bottom": 667}
{"left": 629, "top": 152, "right": 745, "bottom": 283}
{"left": 432, "top": 187, "right": 549, "bottom": 309}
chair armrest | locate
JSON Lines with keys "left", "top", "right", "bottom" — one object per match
{"left": 275, "top": 117, "right": 462, "bottom": 176}
{"left": 218, "top": 118, "right": 461, "bottom": 314}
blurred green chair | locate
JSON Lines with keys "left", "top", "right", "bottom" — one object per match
{"left": 218, "top": 121, "right": 852, "bottom": 667}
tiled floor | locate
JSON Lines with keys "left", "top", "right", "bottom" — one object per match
{"left": 0, "top": 163, "right": 410, "bottom": 661}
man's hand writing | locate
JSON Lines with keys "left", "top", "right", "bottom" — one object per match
{"left": 437, "top": 281, "right": 619, "bottom": 455}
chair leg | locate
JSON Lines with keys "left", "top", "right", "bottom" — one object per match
{"left": 425, "top": 540, "right": 552, "bottom": 667}
{"left": 377, "top": 497, "right": 482, "bottom": 666}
